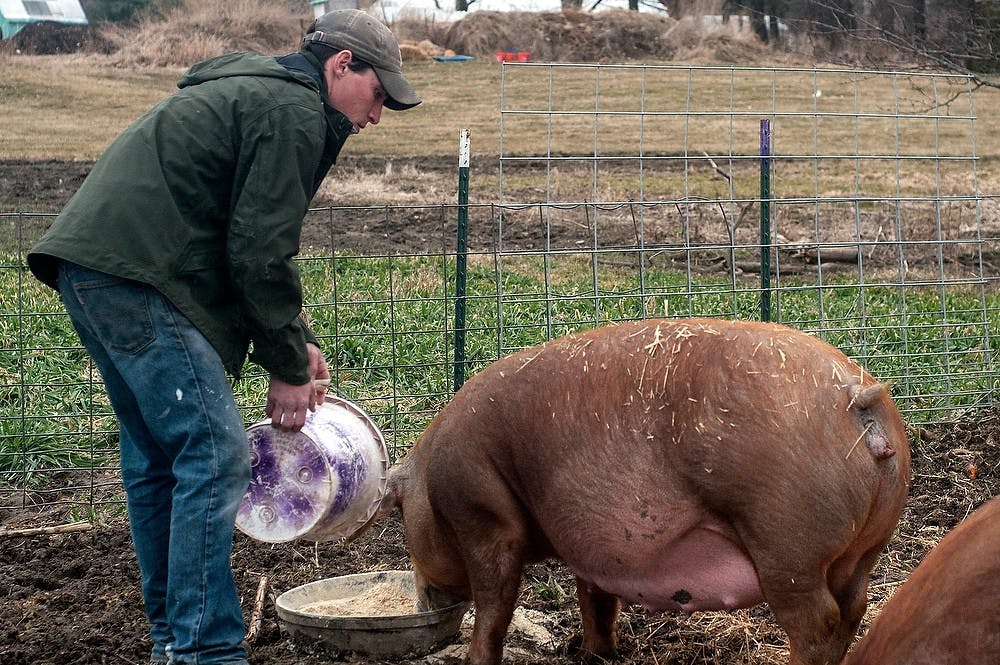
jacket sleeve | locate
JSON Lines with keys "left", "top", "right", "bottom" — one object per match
{"left": 226, "top": 101, "right": 325, "bottom": 385}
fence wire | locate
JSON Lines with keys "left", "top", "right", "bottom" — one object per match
{"left": 1, "top": 64, "right": 997, "bottom": 521}
{"left": 495, "top": 62, "right": 997, "bottom": 421}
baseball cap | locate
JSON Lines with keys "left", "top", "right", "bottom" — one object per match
{"left": 303, "top": 9, "right": 421, "bottom": 111}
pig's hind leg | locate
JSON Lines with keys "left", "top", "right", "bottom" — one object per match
{"left": 755, "top": 548, "right": 877, "bottom": 665}
{"left": 737, "top": 513, "right": 870, "bottom": 664}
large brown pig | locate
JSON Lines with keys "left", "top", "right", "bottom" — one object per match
{"left": 378, "top": 318, "right": 911, "bottom": 665}
{"left": 842, "top": 495, "right": 1000, "bottom": 665}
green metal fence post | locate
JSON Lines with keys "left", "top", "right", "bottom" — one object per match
{"left": 759, "top": 118, "right": 772, "bottom": 322}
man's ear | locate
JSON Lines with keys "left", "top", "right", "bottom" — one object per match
{"left": 325, "top": 49, "right": 353, "bottom": 79}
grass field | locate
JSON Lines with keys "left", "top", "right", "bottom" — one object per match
{"left": 4, "top": 55, "right": 1000, "bottom": 174}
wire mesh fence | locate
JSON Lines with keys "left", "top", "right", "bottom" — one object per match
{"left": 1, "top": 64, "right": 997, "bottom": 522}
{"left": 493, "top": 62, "right": 997, "bottom": 421}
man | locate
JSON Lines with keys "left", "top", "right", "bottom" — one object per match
{"left": 27, "top": 10, "right": 420, "bottom": 665}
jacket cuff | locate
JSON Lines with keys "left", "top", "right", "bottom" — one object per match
{"left": 300, "top": 313, "right": 319, "bottom": 348}
{"left": 249, "top": 322, "right": 312, "bottom": 385}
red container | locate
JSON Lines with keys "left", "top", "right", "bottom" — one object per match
{"left": 516, "top": 51, "right": 530, "bottom": 62}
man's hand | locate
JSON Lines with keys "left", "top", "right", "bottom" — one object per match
{"left": 266, "top": 343, "right": 329, "bottom": 432}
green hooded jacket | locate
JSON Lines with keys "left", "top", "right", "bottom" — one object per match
{"left": 28, "top": 51, "right": 356, "bottom": 384}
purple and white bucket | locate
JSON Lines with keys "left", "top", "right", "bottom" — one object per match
{"left": 235, "top": 396, "right": 389, "bottom": 543}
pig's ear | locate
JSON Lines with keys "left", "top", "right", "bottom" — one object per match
{"left": 344, "top": 468, "right": 404, "bottom": 544}
{"left": 375, "top": 468, "right": 404, "bottom": 520}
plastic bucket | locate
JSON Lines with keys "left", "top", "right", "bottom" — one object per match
{"left": 235, "top": 396, "right": 389, "bottom": 543}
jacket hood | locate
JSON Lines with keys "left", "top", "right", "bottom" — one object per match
{"left": 178, "top": 52, "right": 317, "bottom": 91}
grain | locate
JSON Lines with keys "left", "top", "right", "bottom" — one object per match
{"left": 300, "top": 583, "right": 416, "bottom": 617}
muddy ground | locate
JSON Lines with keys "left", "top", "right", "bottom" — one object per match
{"left": 1, "top": 157, "right": 997, "bottom": 664}
{"left": 0, "top": 408, "right": 996, "bottom": 665}
{"left": 6, "top": 158, "right": 998, "bottom": 280}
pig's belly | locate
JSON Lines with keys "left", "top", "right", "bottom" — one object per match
{"left": 567, "top": 522, "right": 764, "bottom": 614}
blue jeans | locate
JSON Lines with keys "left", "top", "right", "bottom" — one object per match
{"left": 57, "top": 261, "right": 250, "bottom": 665}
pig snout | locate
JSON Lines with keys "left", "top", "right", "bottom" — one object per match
{"left": 842, "top": 496, "right": 1000, "bottom": 665}
{"left": 387, "top": 318, "right": 911, "bottom": 665}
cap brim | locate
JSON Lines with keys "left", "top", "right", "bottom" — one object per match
{"left": 374, "top": 67, "right": 421, "bottom": 111}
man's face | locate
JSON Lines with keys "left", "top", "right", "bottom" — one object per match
{"left": 324, "top": 52, "right": 387, "bottom": 133}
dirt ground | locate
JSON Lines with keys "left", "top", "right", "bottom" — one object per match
{"left": 5, "top": 159, "right": 998, "bottom": 279}
{"left": 0, "top": 407, "right": 996, "bottom": 665}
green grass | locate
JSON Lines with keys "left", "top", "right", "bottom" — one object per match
{"left": 3, "top": 252, "right": 996, "bottom": 481}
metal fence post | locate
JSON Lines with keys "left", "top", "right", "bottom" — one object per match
{"left": 453, "top": 129, "right": 470, "bottom": 393}
{"left": 760, "top": 118, "right": 772, "bottom": 322}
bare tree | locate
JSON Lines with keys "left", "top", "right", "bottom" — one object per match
{"left": 795, "top": 0, "right": 999, "bottom": 86}
{"left": 656, "top": 0, "right": 998, "bottom": 84}
{"left": 660, "top": 1, "right": 732, "bottom": 19}
{"left": 660, "top": 0, "right": 681, "bottom": 16}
